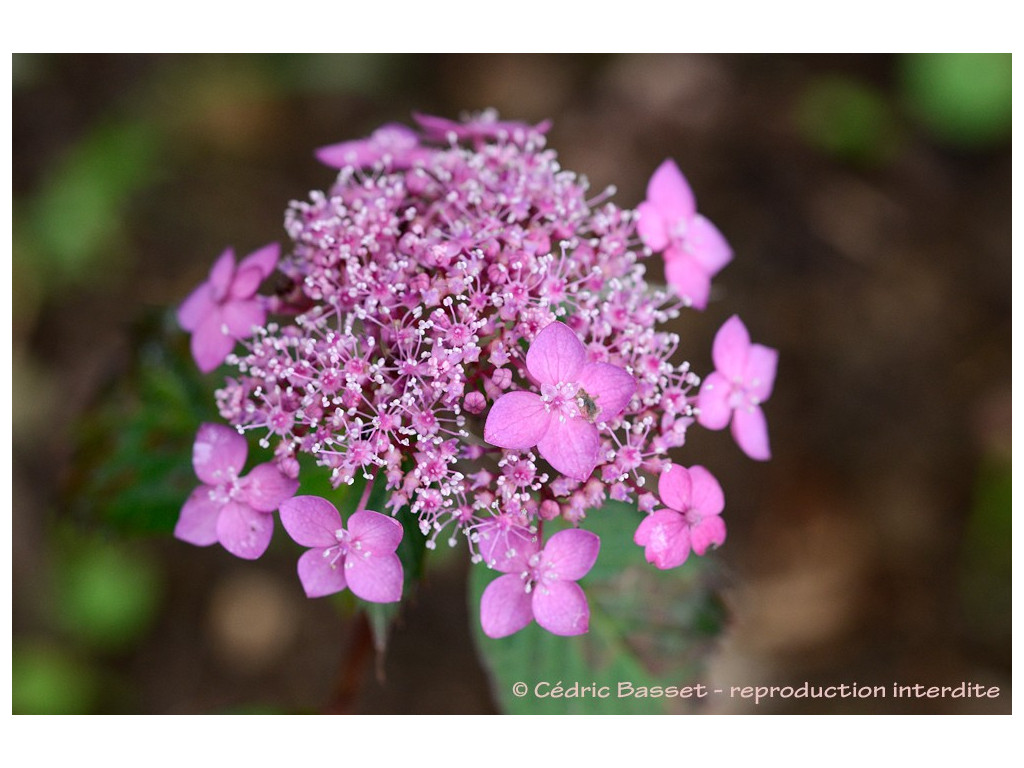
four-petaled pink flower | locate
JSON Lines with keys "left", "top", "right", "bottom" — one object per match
{"left": 480, "top": 528, "right": 599, "bottom": 638}
{"left": 697, "top": 315, "right": 778, "bottom": 460}
{"left": 178, "top": 243, "right": 280, "bottom": 373}
{"left": 175, "top": 423, "right": 299, "bottom": 559}
{"left": 634, "top": 464, "right": 725, "bottom": 569}
{"left": 315, "top": 123, "right": 432, "bottom": 170}
{"left": 278, "top": 496, "right": 404, "bottom": 603}
{"left": 484, "top": 321, "right": 636, "bottom": 481}
{"left": 637, "top": 159, "right": 732, "bottom": 310}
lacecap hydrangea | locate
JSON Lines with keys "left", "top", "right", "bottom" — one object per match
{"left": 175, "top": 110, "right": 777, "bottom": 639}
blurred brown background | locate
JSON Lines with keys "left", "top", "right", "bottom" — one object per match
{"left": 11, "top": 53, "right": 1011, "bottom": 714}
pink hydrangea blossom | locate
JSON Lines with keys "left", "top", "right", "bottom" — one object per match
{"left": 634, "top": 464, "right": 725, "bottom": 569}
{"left": 483, "top": 321, "right": 636, "bottom": 482}
{"left": 177, "top": 243, "right": 280, "bottom": 373}
{"left": 175, "top": 423, "right": 298, "bottom": 559}
{"left": 637, "top": 159, "right": 732, "bottom": 310}
{"left": 278, "top": 495, "right": 404, "bottom": 602}
{"left": 480, "top": 528, "right": 599, "bottom": 638}
{"left": 315, "top": 123, "right": 432, "bottom": 170}
{"left": 697, "top": 315, "right": 778, "bottom": 460}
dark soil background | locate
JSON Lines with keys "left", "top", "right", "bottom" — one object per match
{"left": 11, "top": 53, "right": 1011, "bottom": 714}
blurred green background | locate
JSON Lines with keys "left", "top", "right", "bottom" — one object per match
{"left": 11, "top": 53, "right": 1011, "bottom": 713}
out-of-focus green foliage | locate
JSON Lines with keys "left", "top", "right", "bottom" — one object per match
{"left": 796, "top": 74, "right": 901, "bottom": 166}
{"left": 470, "top": 500, "right": 727, "bottom": 714}
{"left": 900, "top": 53, "right": 1011, "bottom": 148}
{"left": 12, "top": 642, "right": 101, "bottom": 714}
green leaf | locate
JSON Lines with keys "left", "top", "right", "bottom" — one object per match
{"left": 12, "top": 642, "right": 101, "bottom": 714}
{"left": 469, "top": 500, "right": 727, "bottom": 714}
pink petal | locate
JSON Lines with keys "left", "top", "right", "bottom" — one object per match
{"left": 634, "top": 509, "right": 691, "bottom": 570}
{"left": 279, "top": 496, "right": 342, "bottom": 547}
{"left": 227, "top": 266, "right": 264, "bottom": 301}
{"left": 636, "top": 200, "right": 669, "bottom": 252}
{"left": 475, "top": 521, "right": 539, "bottom": 573}
{"left": 712, "top": 315, "right": 751, "bottom": 380}
{"left": 532, "top": 580, "right": 590, "bottom": 636}
{"left": 696, "top": 371, "right": 733, "bottom": 430}
{"left": 345, "top": 551, "right": 403, "bottom": 603}
{"left": 220, "top": 298, "right": 265, "bottom": 339}
{"left": 483, "top": 391, "right": 550, "bottom": 450}
{"left": 190, "top": 312, "right": 235, "bottom": 373}
{"left": 216, "top": 502, "right": 274, "bottom": 560}
{"left": 537, "top": 417, "right": 601, "bottom": 482}
{"left": 664, "top": 253, "right": 712, "bottom": 310}
{"left": 297, "top": 547, "right": 347, "bottom": 598}
{"left": 192, "top": 423, "right": 247, "bottom": 486}
{"left": 687, "top": 465, "right": 725, "bottom": 517}
{"left": 237, "top": 242, "right": 279, "bottom": 280}
{"left": 657, "top": 464, "right": 693, "bottom": 513}
{"left": 540, "top": 529, "right": 600, "bottom": 582}
{"left": 207, "top": 248, "right": 236, "bottom": 302}
{"left": 687, "top": 214, "right": 733, "bottom": 275}
{"left": 690, "top": 515, "right": 726, "bottom": 556}
{"left": 347, "top": 510, "right": 403, "bottom": 555}
{"left": 576, "top": 362, "right": 635, "bottom": 422}
{"left": 241, "top": 463, "right": 299, "bottom": 512}
{"left": 745, "top": 343, "right": 778, "bottom": 403}
{"left": 480, "top": 573, "right": 534, "bottom": 639}
{"left": 732, "top": 404, "right": 771, "bottom": 461}
{"left": 646, "top": 159, "right": 696, "bottom": 224}
{"left": 177, "top": 282, "right": 215, "bottom": 332}
{"left": 526, "top": 321, "right": 586, "bottom": 385}
{"left": 174, "top": 486, "right": 221, "bottom": 546}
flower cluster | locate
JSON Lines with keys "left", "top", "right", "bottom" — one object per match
{"left": 174, "top": 110, "right": 776, "bottom": 635}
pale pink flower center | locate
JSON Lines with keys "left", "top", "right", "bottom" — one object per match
{"left": 540, "top": 381, "right": 582, "bottom": 421}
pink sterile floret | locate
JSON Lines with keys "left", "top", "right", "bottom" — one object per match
{"left": 634, "top": 463, "right": 725, "bottom": 570}
{"left": 278, "top": 495, "right": 404, "bottom": 603}
{"left": 177, "top": 243, "right": 280, "bottom": 373}
{"left": 696, "top": 315, "right": 778, "bottom": 460}
{"left": 315, "top": 123, "right": 433, "bottom": 170}
{"left": 637, "top": 159, "right": 732, "bottom": 311}
{"left": 480, "top": 528, "right": 600, "bottom": 638}
{"left": 175, "top": 423, "right": 299, "bottom": 560}
{"left": 483, "top": 321, "right": 636, "bottom": 482}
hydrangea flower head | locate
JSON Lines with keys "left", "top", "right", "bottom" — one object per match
{"left": 483, "top": 321, "right": 636, "bottom": 481}
{"left": 637, "top": 159, "right": 732, "bottom": 310}
{"left": 697, "top": 315, "right": 778, "bottom": 460}
{"left": 177, "top": 243, "right": 280, "bottom": 373}
{"left": 634, "top": 463, "right": 725, "bottom": 569}
{"left": 279, "top": 496, "right": 404, "bottom": 602}
{"left": 480, "top": 528, "right": 599, "bottom": 638}
{"left": 175, "top": 423, "right": 298, "bottom": 559}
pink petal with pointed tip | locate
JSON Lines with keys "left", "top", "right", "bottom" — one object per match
{"left": 647, "top": 159, "right": 696, "bottom": 223}
{"left": 174, "top": 486, "right": 221, "bottom": 546}
{"left": 732, "top": 404, "right": 771, "bottom": 460}
{"left": 348, "top": 510, "right": 403, "bottom": 554}
{"left": 687, "top": 214, "right": 733, "bottom": 275}
{"left": 297, "top": 547, "right": 347, "bottom": 598}
{"left": 745, "top": 343, "right": 778, "bottom": 403}
{"left": 636, "top": 200, "right": 669, "bottom": 251}
{"left": 207, "top": 248, "right": 236, "bottom": 301}
{"left": 177, "top": 282, "right": 215, "bottom": 332}
{"left": 345, "top": 551, "right": 403, "bottom": 603}
{"left": 690, "top": 515, "right": 726, "bottom": 556}
{"left": 480, "top": 573, "right": 534, "bottom": 639}
{"left": 191, "top": 312, "right": 235, "bottom": 373}
{"left": 228, "top": 266, "right": 264, "bottom": 301}
{"left": 216, "top": 502, "right": 274, "bottom": 560}
{"left": 526, "top": 321, "right": 586, "bottom": 385}
{"left": 221, "top": 299, "right": 265, "bottom": 339}
{"left": 664, "top": 253, "right": 712, "bottom": 310}
{"left": 242, "top": 463, "right": 299, "bottom": 512}
{"left": 192, "top": 423, "right": 247, "bottom": 486}
{"left": 657, "top": 464, "right": 693, "bottom": 513}
{"left": 687, "top": 465, "right": 725, "bottom": 517}
{"left": 712, "top": 315, "right": 751, "bottom": 379}
{"left": 576, "top": 362, "right": 635, "bottom": 422}
{"left": 696, "top": 372, "right": 733, "bottom": 430}
{"left": 532, "top": 580, "right": 590, "bottom": 636}
{"left": 537, "top": 417, "right": 600, "bottom": 482}
{"left": 634, "top": 509, "right": 691, "bottom": 569}
{"left": 237, "top": 242, "right": 279, "bottom": 279}
{"left": 540, "top": 529, "right": 600, "bottom": 582}
{"left": 483, "top": 391, "right": 550, "bottom": 450}
{"left": 279, "top": 496, "right": 342, "bottom": 547}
